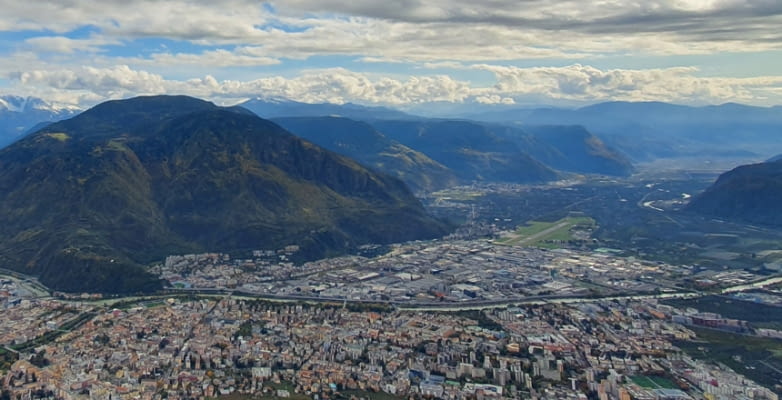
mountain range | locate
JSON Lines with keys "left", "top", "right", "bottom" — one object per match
{"left": 231, "top": 98, "right": 643, "bottom": 176}
{"left": 0, "top": 96, "right": 637, "bottom": 179}
{"left": 1, "top": 95, "right": 774, "bottom": 181}
{"left": 0, "top": 95, "right": 448, "bottom": 293}
{"left": 239, "top": 98, "right": 415, "bottom": 120}
{"left": 4, "top": 97, "right": 781, "bottom": 165}
{"left": 1, "top": 94, "right": 780, "bottom": 293}
{"left": 371, "top": 119, "right": 561, "bottom": 183}
{"left": 465, "top": 101, "right": 782, "bottom": 161}
{"left": 493, "top": 124, "right": 633, "bottom": 176}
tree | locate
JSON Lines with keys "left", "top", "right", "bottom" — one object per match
{"left": 30, "top": 350, "right": 49, "bottom": 368}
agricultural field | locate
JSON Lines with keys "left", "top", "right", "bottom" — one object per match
{"left": 497, "top": 216, "right": 596, "bottom": 248}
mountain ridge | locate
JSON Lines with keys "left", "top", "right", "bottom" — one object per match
{"left": 495, "top": 124, "right": 633, "bottom": 176}
{"left": 239, "top": 98, "right": 416, "bottom": 120}
{"left": 460, "top": 101, "right": 782, "bottom": 161}
{"left": 371, "top": 119, "right": 561, "bottom": 184}
{"left": 272, "top": 116, "right": 459, "bottom": 193}
{"left": 687, "top": 158, "right": 782, "bottom": 226}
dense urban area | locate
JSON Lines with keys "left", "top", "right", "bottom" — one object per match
{"left": 4, "top": 230, "right": 782, "bottom": 400}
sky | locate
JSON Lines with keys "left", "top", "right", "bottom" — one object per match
{"left": 1, "top": 0, "right": 781, "bottom": 109}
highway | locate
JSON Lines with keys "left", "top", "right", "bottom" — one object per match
{"left": 0, "top": 267, "right": 51, "bottom": 298}
{"left": 3, "top": 266, "right": 779, "bottom": 312}
{"left": 166, "top": 287, "right": 702, "bottom": 311}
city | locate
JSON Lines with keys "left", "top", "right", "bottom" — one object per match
{"left": 3, "top": 235, "right": 782, "bottom": 400}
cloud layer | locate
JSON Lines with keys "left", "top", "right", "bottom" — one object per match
{"left": 0, "top": 0, "right": 781, "bottom": 106}
{"left": 13, "top": 64, "right": 782, "bottom": 108}
{"left": 3, "top": 0, "right": 781, "bottom": 59}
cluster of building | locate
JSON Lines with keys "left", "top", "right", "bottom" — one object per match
{"left": 0, "top": 279, "right": 30, "bottom": 309}
{"left": 690, "top": 270, "right": 766, "bottom": 290}
{"left": 158, "top": 240, "right": 693, "bottom": 304}
{"left": 3, "top": 234, "right": 782, "bottom": 400}
{"left": 0, "top": 292, "right": 778, "bottom": 400}
{"left": 0, "top": 292, "right": 85, "bottom": 348}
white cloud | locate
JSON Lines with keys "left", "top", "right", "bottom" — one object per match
{"left": 475, "top": 95, "right": 516, "bottom": 105}
{"left": 273, "top": 0, "right": 782, "bottom": 54}
{"left": 10, "top": 65, "right": 473, "bottom": 106}
{"left": 9, "top": 64, "right": 782, "bottom": 108}
{"left": 473, "top": 64, "right": 782, "bottom": 104}
{"left": 16, "top": 65, "right": 167, "bottom": 97}
{"left": 420, "top": 61, "right": 468, "bottom": 70}
{"left": 134, "top": 49, "right": 281, "bottom": 68}
{"left": 24, "top": 36, "right": 120, "bottom": 54}
{"left": 0, "top": 0, "right": 273, "bottom": 38}
{"left": 1, "top": 0, "right": 780, "bottom": 66}
{"left": 0, "top": 1, "right": 778, "bottom": 107}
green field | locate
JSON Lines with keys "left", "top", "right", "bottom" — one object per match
{"left": 497, "top": 216, "right": 596, "bottom": 247}
{"left": 629, "top": 375, "right": 678, "bottom": 389}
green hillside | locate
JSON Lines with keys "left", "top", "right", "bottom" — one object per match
{"left": 0, "top": 96, "right": 449, "bottom": 293}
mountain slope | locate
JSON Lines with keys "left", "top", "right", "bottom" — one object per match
{"left": 0, "top": 95, "right": 448, "bottom": 293}
{"left": 273, "top": 116, "right": 459, "bottom": 192}
{"left": 501, "top": 125, "right": 634, "bottom": 176}
{"left": 371, "top": 119, "right": 560, "bottom": 183}
{"left": 686, "top": 159, "right": 782, "bottom": 226}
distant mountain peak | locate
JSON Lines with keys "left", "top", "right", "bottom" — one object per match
{"left": 240, "top": 97, "right": 415, "bottom": 120}
{"left": 0, "top": 95, "right": 80, "bottom": 113}
{"left": 250, "top": 95, "right": 291, "bottom": 104}
{"left": 0, "top": 95, "right": 81, "bottom": 149}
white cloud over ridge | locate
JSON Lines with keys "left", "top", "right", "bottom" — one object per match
{"left": 11, "top": 64, "right": 782, "bottom": 108}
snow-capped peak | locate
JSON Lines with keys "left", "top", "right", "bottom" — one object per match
{"left": 0, "top": 95, "right": 81, "bottom": 113}
{"left": 0, "top": 95, "right": 29, "bottom": 112}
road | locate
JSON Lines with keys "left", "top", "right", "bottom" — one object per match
{"left": 721, "top": 275, "right": 782, "bottom": 294}
{"left": 172, "top": 287, "right": 702, "bottom": 311}
{"left": 5, "top": 263, "right": 781, "bottom": 313}
{"left": 0, "top": 268, "right": 51, "bottom": 298}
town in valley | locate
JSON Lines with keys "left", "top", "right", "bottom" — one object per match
{"left": 4, "top": 180, "right": 782, "bottom": 400}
